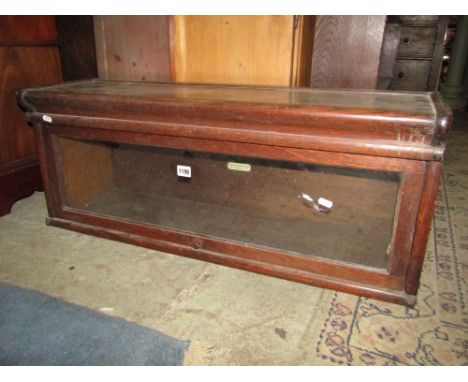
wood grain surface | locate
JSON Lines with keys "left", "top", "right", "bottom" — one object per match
{"left": 93, "top": 16, "right": 171, "bottom": 82}
{"left": 0, "top": 46, "right": 61, "bottom": 164}
{"left": 20, "top": 79, "right": 451, "bottom": 305}
{"left": 18, "top": 79, "right": 446, "bottom": 160}
{"left": 391, "top": 59, "right": 432, "bottom": 91}
{"left": 0, "top": 16, "right": 57, "bottom": 44}
{"left": 405, "top": 161, "right": 443, "bottom": 294}
{"left": 377, "top": 21, "right": 401, "bottom": 89}
{"left": 56, "top": 137, "right": 114, "bottom": 206}
{"left": 0, "top": 16, "right": 62, "bottom": 216}
{"left": 291, "top": 16, "right": 316, "bottom": 87}
{"left": 310, "top": 16, "right": 387, "bottom": 89}
{"left": 55, "top": 16, "right": 97, "bottom": 81}
{"left": 173, "top": 16, "right": 296, "bottom": 86}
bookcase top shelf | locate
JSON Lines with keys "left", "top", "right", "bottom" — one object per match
{"left": 18, "top": 79, "right": 452, "bottom": 161}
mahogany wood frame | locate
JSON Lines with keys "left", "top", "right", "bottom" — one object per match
{"left": 34, "top": 120, "right": 437, "bottom": 306}
{"left": 20, "top": 80, "right": 451, "bottom": 307}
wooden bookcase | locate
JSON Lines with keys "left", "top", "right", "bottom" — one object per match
{"left": 18, "top": 80, "right": 451, "bottom": 305}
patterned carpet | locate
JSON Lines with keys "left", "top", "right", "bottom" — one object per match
{"left": 314, "top": 121, "right": 468, "bottom": 366}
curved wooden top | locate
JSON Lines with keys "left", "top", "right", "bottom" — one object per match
{"left": 18, "top": 79, "right": 452, "bottom": 161}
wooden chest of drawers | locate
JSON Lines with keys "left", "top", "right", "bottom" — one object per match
{"left": 18, "top": 80, "right": 451, "bottom": 305}
{"left": 391, "top": 16, "right": 448, "bottom": 91}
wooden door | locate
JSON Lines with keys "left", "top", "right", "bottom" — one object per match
{"left": 173, "top": 16, "right": 314, "bottom": 86}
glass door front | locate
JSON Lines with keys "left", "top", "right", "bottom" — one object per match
{"left": 55, "top": 136, "right": 401, "bottom": 270}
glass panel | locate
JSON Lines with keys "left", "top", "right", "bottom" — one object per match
{"left": 56, "top": 136, "right": 400, "bottom": 269}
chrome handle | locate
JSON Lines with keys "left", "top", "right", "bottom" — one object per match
{"left": 298, "top": 192, "right": 333, "bottom": 214}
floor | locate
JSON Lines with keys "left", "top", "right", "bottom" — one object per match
{"left": 1, "top": 113, "right": 467, "bottom": 365}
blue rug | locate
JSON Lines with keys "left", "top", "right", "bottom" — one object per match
{"left": 0, "top": 282, "right": 189, "bottom": 365}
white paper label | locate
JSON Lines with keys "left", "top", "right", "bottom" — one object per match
{"left": 42, "top": 114, "right": 53, "bottom": 123}
{"left": 318, "top": 197, "right": 333, "bottom": 209}
{"left": 177, "top": 165, "right": 191, "bottom": 178}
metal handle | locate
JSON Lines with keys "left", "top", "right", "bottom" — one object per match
{"left": 298, "top": 192, "right": 333, "bottom": 214}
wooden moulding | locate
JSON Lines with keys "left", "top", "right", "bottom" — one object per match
{"left": 430, "top": 91, "right": 453, "bottom": 144}
{"left": 46, "top": 216, "right": 416, "bottom": 306}
{"left": 58, "top": 206, "right": 402, "bottom": 290}
{"left": 21, "top": 87, "right": 435, "bottom": 134}
{"left": 405, "top": 162, "right": 443, "bottom": 295}
{"left": 35, "top": 124, "right": 67, "bottom": 219}
{"left": 29, "top": 113, "right": 444, "bottom": 162}
{"left": 17, "top": 79, "right": 450, "bottom": 162}
{"left": 386, "top": 173, "right": 425, "bottom": 276}
{"left": 43, "top": 123, "right": 427, "bottom": 174}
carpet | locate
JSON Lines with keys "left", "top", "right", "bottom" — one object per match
{"left": 0, "top": 282, "right": 189, "bottom": 365}
{"left": 313, "top": 124, "right": 468, "bottom": 365}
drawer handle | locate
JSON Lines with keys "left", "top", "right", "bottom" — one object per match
{"left": 403, "top": 37, "right": 410, "bottom": 44}
{"left": 298, "top": 192, "right": 333, "bottom": 214}
{"left": 398, "top": 72, "right": 404, "bottom": 78}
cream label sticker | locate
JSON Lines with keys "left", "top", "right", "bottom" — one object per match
{"left": 177, "top": 165, "right": 191, "bottom": 178}
{"left": 227, "top": 162, "right": 251, "bottom": 172}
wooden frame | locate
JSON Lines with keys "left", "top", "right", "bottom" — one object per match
{"left": 19, "top": 80, "right": 451, "bottom": 306}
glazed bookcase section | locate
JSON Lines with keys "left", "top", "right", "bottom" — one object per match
{"left": 18, "top": 80, "right": 452, "bottom": 306}
{"left": 55, "top": 136, "right": 399, "bottom": 270}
